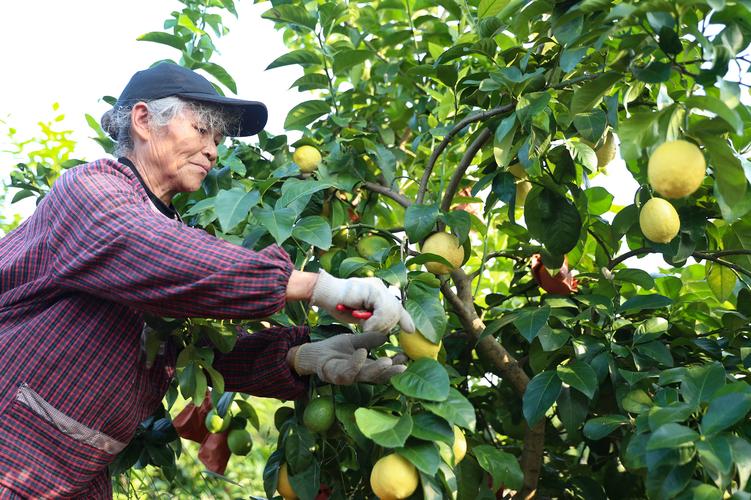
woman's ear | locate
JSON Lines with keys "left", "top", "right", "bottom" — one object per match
{"left": 130, "top": 102, "right": 150, "bottom": 142}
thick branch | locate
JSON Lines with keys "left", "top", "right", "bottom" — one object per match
{"left": 693, "top": 252, "right": 751, "bottom": 280}
{"left": 416, "top": 104, "right": 514, "bottom": 204}
{"left": 440, "top": 268, "right": 544, "bottom": 499}
{"left": 440, "top": 128, "right": 493, "bottom": 212}
{"left": 360, "top": 181, "right": 412, "bottom": 208}
{"left": 607, "top": 248, "right": 656, "bottom": 269}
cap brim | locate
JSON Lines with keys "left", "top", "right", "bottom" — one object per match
{"left": 176, "top": 92, "right": 268, "bottom": 137}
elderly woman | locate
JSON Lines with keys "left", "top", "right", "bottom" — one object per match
{"left": 0, "top": 63, "right": 413, "bottom": 498}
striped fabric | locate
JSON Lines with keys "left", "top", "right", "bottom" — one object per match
{"left": 0, "top": 159, "right": 309, "bottom": 498}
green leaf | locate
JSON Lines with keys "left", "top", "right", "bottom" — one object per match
{"left": 391, "top": 359, "right": 450, "bottom": 402}
{"left": 731, "top": 436, "right": 751, "bottom": 491}
{"left": 557, "top": 362, "right": 599, "bottom": 399}
{"left": 278, "top": 179, "right": 332, "bottom": 208}
{"left": 560, "top": 47, "right": 588, "bottom": 72}
{"left": 619, "top": 294, "right": 672, "bottom": 312}
{"left": 214, "top": 188, "right": 259, "bottom": 232}
{"left": 199, "top": 62, "right": 237, "bottom": 93}
{"left": 704, "top": 135, "right": 749, "bottom": 222}
{"left": 689, "top": 484, "right": 723, "bottom": 500}
{"left": 574, "top": 110, "right": 607, "bottom": 143}
{"left": 266, "top": 49, "right": 322, "bottom": 70}
{"left": 137, "top": 31, "right": 185, "bottom": 51}
{"left": 252, "top": 206, "right": 296, "bottom": 244}
{"left": 516, "top": 92, "right": 550, "bottom": 126}
{"left": 289, "top": 73, "right": 330, "bottom": 91}
{"left": 615, "top": 269, "right": 655, "bottom": 289}
{"left": 557, "top": 388, "right": 588, "bottom": 435}
{"left": 706, "top": 261, "right": 736, "bottom": 302}
{"left": 376, "top": 261, "right": 408, "bottom": 288}
{"left": 354, "top": 409, "right": 412, "bottom": 448}
{"left": 681, "top": 362, "right": 726, "bottom": 407}
{"left": 646, "top": 423, "right": 699, "bottom": 450}
{"left": 702, "top": 392, "right": 751, "bottom": 436}
{"left": 261, "top": 4, "right": 317, "bottom": 30}
{"left": 493, "top": 114, "right": 517, "bottom": 169}
{"left": 513, "top": 306, "right": 551, "bottom": 343}
{"left": 686, "top": 96, "right": 743, "bottom": 135}
{"left": 584, "top": 187, "right": 614, "bottom": 216}
{"left": 633, "top": 61, "right": 672, "bottom": 83}
{"left": 422, "top": 388, "right": 477, "bottom": 431}
{"left": 648, "top": 403, "right": 693, "bottom": 430}
{"left": 570, "top": 73, "right": 621, "bottom": 114}
{"left": 473, "top": 445, "right": 524, "bottom": 491}
{"left": 410, "top": 413, "right": 454, "bottom": 444}
{"left": 405, "top": 204, "right": 440, "bottom": 242}
{"left": 284, "top": 100, "right": 330, "bottom": 130}
{"left": 478, "top": 0, "right": 509, "bottom": 18}
{"left": 622, "top": 388, "right": 653, "bottom": 413}
{"left": 332, "top": 49, "right": 373, "bottom": 74}
{"left": 582, "top": 415, "right": 629, "bottom": 440}
{"left": 696, "top": 435, "right": 734, "bottom": 488}
{"left": 523, "top": 370, "right": 562, "bottom": 425}
{"left": 524, "top": 187, "right": 582, "bottom": 255}
{"left": 292, "top": 216, "right": 332, "bottom": 250}
{"left": 405, "top": 286, "right": 447, "bottom": 344}
{"left": 397, "top": 441, "right": 441, "bottom": 475}
{"left": 538, "top": 326, "right": 570, "bottom": 351}
{"left": 569, "top": 141, "right": 598, "bottom": 172}
{"left": 657, "top": 27, "right": 682, "bottom": 55}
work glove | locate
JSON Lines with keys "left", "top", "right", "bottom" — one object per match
{"left": 310, "top": 270, "right": 415, "bottom": 335}
{"left": 293, "top": 332, "right": 406, "bottom": 385}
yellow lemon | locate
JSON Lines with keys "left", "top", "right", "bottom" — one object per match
{"left": 648, "top": 140, "right": 706, "bottom": 198}
{"left": 277, "top": 463, "right": 298, "bottom": 500}
{"left": 293, "top": 145, "right": 322, "bottom": 173}
{"left": 204, "top": 409, "right": 231, "bottom": 434}
{"left": 596, "top": 130, "right": 617, "bottom": 169}
{"left": 398, "top": 330, "right": 442, "bottom": 360}
{"left": 370, "top": 454, "right": 419, "bottom": 500}
{"left": 509, "top": 163, "right": 532, "bottom": 207}
{"left": 421, "top": 232, "right": 464, "bottom": 274}
{"left": 639, "top": 198, "right": 680, "bottom": 244}
{"left": 453, "top": 426, "right": 467, "bottom": 464}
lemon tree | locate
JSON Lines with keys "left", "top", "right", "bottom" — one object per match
{"left": 5, "top": 0, "right": 751, "bottom": 498}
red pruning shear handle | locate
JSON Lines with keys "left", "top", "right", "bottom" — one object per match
{"left": 336, "top": 304, "right": 373, "bottom": 320}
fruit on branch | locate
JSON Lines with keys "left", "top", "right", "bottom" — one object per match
{"left": 356, "top": 234, "right": 392, "bottom": 261}
{"left": 421, "top": 232, "right": 464, "bottom": 274}
{"left": 398, "top": 329, "right": 442, "bottom": 360}
{"left": 303, "top": 396, "right": 335, "bottom": 434}
{"left": 277, "top": 463, "right": 298, "bottom": 500}
{"left": 204, "top": 408, "right": 231, "bottom": 434}
{"left": 227, "top": 428, "right": 252, "bottom": 455}
{"left": 509, "top": 163, "right": 533, "bottom": 207}
{"left": 639, "top": 198, "right": 681, "bottom": 243}
{"left": 370, "top": 454, "right": 419, "bottom": 500}
{"left": 293, "top": 145, "right": 322, "bottom": 173}
{"left": 647, "top": 140, "right": 706, "bottom": 198}
{"left": 453, "top": 426, "right": 467, "bottom": 464}
{"left": 530, "top": 254, "right": 579, "bottom": 295}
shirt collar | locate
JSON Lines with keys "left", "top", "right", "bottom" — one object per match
{"left": 118, "top": 157, "right": 179, "bottom": 220}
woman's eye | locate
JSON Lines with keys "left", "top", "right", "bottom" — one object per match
{"left": 193, "top": 124, "right": 209, "bottom": 135}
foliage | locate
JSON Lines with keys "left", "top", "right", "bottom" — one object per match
{"left": 4, "top": 0, "right": 751, "bottom": 498}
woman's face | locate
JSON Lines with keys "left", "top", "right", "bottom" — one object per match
{"left": 143, "top": 107, "right": 223, "bottom": 195}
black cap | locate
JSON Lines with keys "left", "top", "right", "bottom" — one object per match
{"left": 115, "top": 62, "right": 267, "bottom": 136}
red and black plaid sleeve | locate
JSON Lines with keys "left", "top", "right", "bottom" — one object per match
{"left": 46, "top": 160, "right": 292, "bottom": 319}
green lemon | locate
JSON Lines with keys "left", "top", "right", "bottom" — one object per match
{"left": 205, "top": 408, "right": 231, "bottom": 434}
{"left": 356, "top": 235, "right": 392, "bottom": 262}
{"left": 303, "top": 397, "right": 335, "bottom": 434}
{"left": 227, "top": 429, "right": 253, "bottom": 455}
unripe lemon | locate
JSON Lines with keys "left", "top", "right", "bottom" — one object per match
{"left": 509, "top": 163, "right": 532, "bottom": 207}
{"left": 277, "top": 463, "right": 298, "bottom": 500}
{"left": 453, "top": 426, "right": 467, "bottom": 464}
{"left": 398, "top": 330, "right": 441, "bottom": 360}
{"left": 356, "top": 235, "right": 392, "bottom": 262}
{"left": 303, "top": 396, "right": 335, "bottom": 434}
{"left": 227, "top": 429, "right": 253, "bottom": 455}
{"left": 639, "top": 198, "right": 680, "bottom": 244}
{"left": 204, "top": 409, "right": 231, "bottom": 434}
{"left": 648, "top": 140, "right": 706, "bottom": 198}
{"left": 421, "top": 232, "right": 464, "bottom": 274}
{"left": 370, "top": 454, "right": 419, "bottom": 500}
{"left": 293, "top": 145, "right": 322, "bottom": 173}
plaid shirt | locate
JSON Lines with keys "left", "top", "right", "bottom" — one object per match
{"left": 0, "top": 159, "right": 309, "bottom": 498}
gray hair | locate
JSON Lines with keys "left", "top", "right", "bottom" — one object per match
{"left": 100, "top": 96, "right": 241, "bottom": 157}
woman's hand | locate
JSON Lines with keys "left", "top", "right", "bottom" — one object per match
{"left": 309, "top": 271, "right": 414, "bottom": 335}
{"left": 288, "top": 332, "right": 406, "bottom": 385}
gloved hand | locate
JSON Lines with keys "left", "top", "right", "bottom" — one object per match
{"left": 310, "top": 270, "right": 415, "bottom": 335}
{"left": 292, "top": 332, "right": 406, "bottom": 385}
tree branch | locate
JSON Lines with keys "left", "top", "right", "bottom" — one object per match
{"left": 440, "top": 128, "right": 493, "bottom": 212}
{"left": 692, "top": 252, "right": 751, "bottom": 280}
{"left": 439, "top": 268, "right": 544, "bottom": 499}
{"left": 416, "top": 104, "right": 514, "bottom": 204}
{"left": 607, "top": 248, "right": 656, "bottom": 269}
{"left": 360, "top": 181, "right": 412, "bottom": 208}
